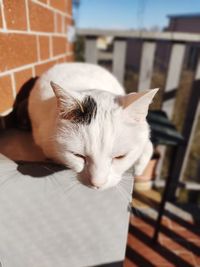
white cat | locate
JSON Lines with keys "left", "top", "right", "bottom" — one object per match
{"left": 28, "top": 63, "right": 158, "bottom": 190}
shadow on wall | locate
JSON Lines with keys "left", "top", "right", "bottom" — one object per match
{"left": 0, "top": 76, "right": 70, "bottom": 179}
{"left": 0, "top": 77, "right": 38, "bottom": 130}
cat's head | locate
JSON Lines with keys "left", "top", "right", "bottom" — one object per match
{"left": 50, "top": 81, "right": 158, "bottom": 190}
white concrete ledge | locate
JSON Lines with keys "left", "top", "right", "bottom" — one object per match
{"left": 77, "top": 28, "right": 200, "bottom": 42}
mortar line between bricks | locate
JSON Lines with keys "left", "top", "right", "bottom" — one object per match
{"left": 11, "top": 73, "right": 16, "bottom": 98}
{"left": 54, "top": 12, "right": 57, "bottom": 33}
{"left": 36, "top": 35, "right": 41, "bottom": 61}
{"left": 25, "top": 0, "right": 31, "bottom": 31}
{"left": 0, "top": 28, "right": 68, "bottom": 37}
{"left": 49, "top": 36, "right": 53, "bottom": 58}
{"left": 1, "top": 0, "right": 7, "bottom": 29}
{"left": 32, "top": 0, "right": 72, "bottom": 18}
{"left": 61, "top": 15, "right": 65, "bottom": 34}
{"left": 0, "top": 52, "right": 73, "bottom": 77}
{"left": 32, "top": 66, "right": 36, "bottom": 78}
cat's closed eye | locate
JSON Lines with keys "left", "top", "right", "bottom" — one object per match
{"left": 114, "top": 154, "right": 126, "bottom": 160}
{"left": 74, "top": 153, "right": 85, "bottom": 160}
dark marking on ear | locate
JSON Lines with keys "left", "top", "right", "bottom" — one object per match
{"left": 62, "top": 95, "right": 97, "bottom": 125}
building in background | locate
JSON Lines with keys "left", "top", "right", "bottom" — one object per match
{"left": 165, "top": 14, "right": 200, "bottom": 70}
{"left": 166, "top": 13, "right": 200, "bottom": 33}
{"left": 126, "top": 13, "right": 200, "bottom": 72}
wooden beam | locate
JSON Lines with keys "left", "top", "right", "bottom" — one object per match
{"left": 84, "top": 38, "right": 97, "bottom": 64}
{"left": 154, "top": 180, "right": 200, "bottom": 190}
{"left": 138, "top": 41, "right": 156, "bottom": 91}
{"left": 162, "top": 43, "right": 186, "bottom": 119}
{"left": 156, "top": 44, "right": 185, "bottom": 182}
{"left": 113, "top": 39, "right": 127, "bottom": 85}
{"left": 167, "top": 57, "right": 200, "bottom": 199}
{"left": 98, "top": 51, "right": 113, "bottom": 61}
{"left": 179, "top": 101, "right": 200, "bottom": 183}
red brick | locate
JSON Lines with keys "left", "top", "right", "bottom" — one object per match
{"left": 127, "top": 234, "right": 170, "bottom": 266}
{"left": 188, "top": 239, "right": 200, "bottom": 265}
{"left": 35, "top": 60, "right": 56, "bottom": 76}
{"left": 38, "top": 0, "right": 48, "bottom": 3}
{"left": 171, "top": 220, "right": 188, "bottom": 231}
{"left": 4, "top": 0, "right": 27, "bottom": 30}
{"left": 52, "top": 36, "right": 66, "bottom": 56}
{"left": 0, "top": 5, "right": 3, "bottom": 28}
{"left": 56, "top": 13, "right": 62, "bottom": 33}
{"left": 175, "top": 229, "right": 200, "bottom": 240}
{"left": 29, "top": 1, "right": 54, "bottom": 32}
{"left": 66, "top": 0, "right": 72, "bottom": 16}
{"left": 0, "top": 33, "right": 37, "bottom": 72}
{"left": 161, "top": 217, "right": 172, "bottom": 228}
{"left": 66, "top": 54, "right": 74, "bottom": 62}
{"left": 159, "top": 235, "right": 190, "bottom": 251}
{"left": 123, "top": 258, "right": 137, "bottom": 267}
{"left": 39, "top": 36, "right": 50, "bottom": 60}
{"left": 50, "top": 0, "right": 67, "bottom": 13}
{"left": 130, "top": 218, "right": 154, "bottom": 238}
{"left": 57, "top": 56, "right": 66, "bottom": 63}
{"left": 175, "top": 251, "right": 196, "bottom": 266}
{"left": 0, "top": 75, "right": 14, "bottom": 113}
{"left": 194, "top": 254, "right": 200, "bottom": 266}
{"left": 170, "top": 220, "right": 200, "bottom": 240}
{"left": 14, "top": 68, "right": 33, "bottom": 93}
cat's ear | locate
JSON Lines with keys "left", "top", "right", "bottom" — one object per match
{"left": 50, "top": 81, "right": 83, "bottom": 119}
{"left": 118, "top": 88, "right": 159, "bottom": 123}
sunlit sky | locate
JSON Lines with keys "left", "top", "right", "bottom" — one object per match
{"left": 75, "top": 0, "right": 200, "bottom": 30}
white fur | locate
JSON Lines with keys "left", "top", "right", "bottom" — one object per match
{"left": 28, "top": 63, "right": 158, "bottom": 190}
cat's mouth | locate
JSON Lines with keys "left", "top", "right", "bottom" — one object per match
{"left": 80, "top": 179, "right": 107, "bottom": 190}
{"left": 88, "top": 185, "right": 104, "bottom": 190}
{"left": 77, "top": 174, "right": 108, "bottom": 190}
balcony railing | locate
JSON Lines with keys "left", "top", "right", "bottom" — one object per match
{"left": 77, "top": 28, "right": 200, "bottom": 199}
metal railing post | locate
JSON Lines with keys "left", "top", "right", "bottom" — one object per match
{"left": 138, "top": 41, "right": 156, "bottom": 91}
{"left": 84, "top": 37, "right": 97, "bottom": 64}
{"left": 113, "top": 39, "right": 127, "bottom": 85}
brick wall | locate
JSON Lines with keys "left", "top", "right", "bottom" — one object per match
{"left": 0, "top": 0, "right": 73, "bottom": 115}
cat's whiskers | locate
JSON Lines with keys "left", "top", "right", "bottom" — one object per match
{"left": 119, "top": 180, "right": 130, "bottom": 189}
{"left": 119, "top": 175, "right": 134, "bottom": 190}
{"left": 117, "top": 184, "right": 141, "bottom": 219}
{"left": 115, "top": 184, "right": 132, "bottom": 212}
{"left": 49, "top": 174, "right": 79, "bottom": 197}
{"left": 41, "top": 164, "right": 78, "bottom": 196}
{"left": 118, "top": 184, "right": 132, "bottom": 200}
{"left": 118, "top": 177, "right": 143, "bottom": 218}
{"left": 123, "top": 175, "right": 134, "bottom": 181}
{"left": 0, "top": 172, "right": 18, "bottom": 190}
{"left": 120, "top": 177, "right": 133, "bottom": 185}
{"left": 63, "top": 182, "right": 80, "bottom": 198}
{"left": 0, "top": 167, "right": 17, "bottom": 175}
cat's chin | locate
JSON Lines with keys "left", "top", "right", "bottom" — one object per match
{"left": 87, "top": 185, "right": 107, "bottom": 191}
{"left": 83, "top": 183, "right": 113, "bottom": 191}
{"left": 77, "top": 175, "right": 121, "bottom": 191}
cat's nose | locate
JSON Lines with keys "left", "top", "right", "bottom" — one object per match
{"left": 90, "top": 178, "right": 106, "bottom": 188}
